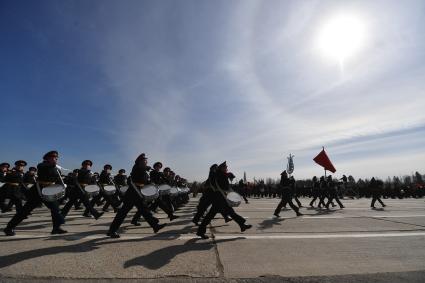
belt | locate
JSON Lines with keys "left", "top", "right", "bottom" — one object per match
{"left": 38, "top": 181, "right": 54, "bottom": 185}
{"left": 101, "top": 183, "right": 110, "bottom": 186}
{"left": 134, "top": 183, "right": 145, "bottom": 187}
{"left": 79, "top": 183, "right": 88, "bottom": 186}
{"left": 6, "top": 183, "right": 20, "bottom": 187}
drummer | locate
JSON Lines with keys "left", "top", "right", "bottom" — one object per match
{"left": 114, "top": 169, "right": 127, "bottom": 186}
{"left": 197, "top": 161, "right": 252, "bottom": 239}
{"left": 22, "top": 166, "right": 37, "bottom": 201}
{"left": 113, "top": 169, "right": 128, "bottom": 197}
{"left": 61, "top": 160, "right": 104, "bottom": 219}
{"left": 0, "top": 162, "right": 11, "bottom": 212}
{"left": 149, "top": 162, "right": 178, "bottom": 221}
{"left": 1, "top": 160, "right": 27, "bottom": 214}
{"left": 97, "top": 164, "right": 121, "bottom": 213}
{"left": 4, "top": 151, "right": 67, "bottom": 236}
{"left": 107, "top": 153, "right": 166, "bottom": 238}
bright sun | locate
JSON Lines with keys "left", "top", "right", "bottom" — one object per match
{"left": 317, "top": 14, "right": 366, "bottom": 63}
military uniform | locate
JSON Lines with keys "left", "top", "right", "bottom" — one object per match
{"left": 274, "top": 171, "right": 302, "bottom": 217}
{"left": 370, "top": 178, "right": 386, "bottom": 208}
{"left": 325, "top": 176, "right": 344, "bottom": 209}
{"left": 4, "top": 151, "right": 66, "bottom": 236}
{"left": 0, "top": 163, "right": 10, "bottom": 211}
{"left": 309, "top": 176, "right": 326, "bottom": 207}
{"left": 2, "top": 161, "right": 28, "bottom": 213}
{"left": 61, "top": 161, "right": 103, "bottom": 219}
{"left": 148, "top": 163, "right": 177, "bottom": 220}
{"left": 107, "top": 154, "right": 165, "bottom": 238}
{"left": 197, "top": 162, "right": 251, "bottom": 239}
{"left": 94, "top": 165, "right": 121, "bottom": 212}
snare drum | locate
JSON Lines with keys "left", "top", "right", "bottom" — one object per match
{"left": 0, "top": 182, "right": 4, "bottom": 188}
{"left": 103, "top": 185, "right": 116, "bottom": 196}
{"left": 41, "top": 184, "right": 66, "bottom": 202}
{"left": 158, "top": 184, "right": 171, "bottom": 196}
{"left": 181, "top": 187, "right": 190, "bottom": 194}
{"left": 118, "top": 185, "right": 129, "bottom": 195}
{"left": 140, "top": 184, "right": 159, "bottom": 201}
{"left": 84, "top": 184, "right": 100, "bottom": 197}
{"left": 170, "top": 187, "right": 179, "bottom": 197}
{"left": 226, "top": 192, "right": 242, "bottom": 207}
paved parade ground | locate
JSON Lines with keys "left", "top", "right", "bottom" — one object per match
{"left": 1, "top": 197, "right": 425, "bottom": 282}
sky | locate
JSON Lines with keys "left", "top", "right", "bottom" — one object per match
{"left": 1, "top": 0, "right": 424, "bottom": 181}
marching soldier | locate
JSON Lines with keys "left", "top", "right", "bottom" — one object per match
{"left": 274, "top": 170, "right": 302, "bottom": 217}
{"left": 325, "top": 175, "right": 344, "bottom": 209}
{"left": 196, "top": 161, "right": 252, "bottom": 239}
{"left": 4, "top": 151, "right": 66, "bottom": 236}
{"left": 97, "top": 164, "right": 121, "bottom": 212}
{"left": 0, "top": 162, "right": 10, "bottom": 211}
{"left": 370, "top": 177, "right": 386, "bottom": 208}
{"left": 61, "top": 160, "right": 104, "bottom": 219}
{"left": 149, "top": 162, "right": 178, "bottom": 220}
{"left": 2, "top": 160, "right": 27, "bottom": 214}
{"left": 309, "top": 176, "right": 325, "bottom": 207}
{"left": 107, "top": 153, "right": 165, "bottom": 238}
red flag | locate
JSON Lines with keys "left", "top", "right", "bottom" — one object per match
{"left": 313, "top": 148, "right": 336, "bottom": 173}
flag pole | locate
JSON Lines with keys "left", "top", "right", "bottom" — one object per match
{"left": 323, "top": 146, "right": 326, "bottom": 177}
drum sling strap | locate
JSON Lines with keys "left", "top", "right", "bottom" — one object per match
{"left": 129, "top": 177, "right": 144, "bottom": 200}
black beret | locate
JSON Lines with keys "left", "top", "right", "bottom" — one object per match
{"left": 82, "top": 160, "right": 93, "bottom": 166}
{"left": 104, "top": 164, "right": 112, "bottom": 170}
{"left": 218, "top": 161, "right": 227, "bottom": 169}
{"left": 0, "top": 162, "right": 10, "bottom": 168}
{"left": 153, "top": 162, "right": 163, "bottom": 168}
{"left": 163, "top": 167, "right": 170, "bottom": 172}
{"left": 280, "top": 170, "right": 287, "bottom": 175}
{"left": 43, "top": 150, "right": 59, "bottom": 160}
{"left": 135, "top": 153, "right": 147, "bottom": 164}
{"left": 15, "top": 160, "right": 27, "bottom": 166}
{"left": 118, "top": 169, "right": 126, "bottom": 174}
{"left": 29, "top": 167, "right": 37, "bottom": 172}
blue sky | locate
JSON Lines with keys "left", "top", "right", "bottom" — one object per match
{"left": 1, "top": 0, "right": 424, "bottom": 181}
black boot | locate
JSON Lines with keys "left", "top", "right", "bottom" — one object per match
{"left": 94, "top": 212, "right": 104, "bottom": 220}
{"left": 241, "top": 224, "right": 252, "bottom": 232}
{"left": 196, "top": 231, "right": 209, "bottom": 239}
{"left": 107, "top": 231, "right": 120, "bottom": 238}
{"left": 153, "top": 223, "right": 166, "bottom": 233}
{"left": 51, "top": 228, "right": 68, "bottom": 235}
{"left": 4, "top": 227, "right": 15, "bottom": 236}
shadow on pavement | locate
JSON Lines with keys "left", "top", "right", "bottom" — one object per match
{"left": 123, "top": 237, "right": 243, "bottom": 270}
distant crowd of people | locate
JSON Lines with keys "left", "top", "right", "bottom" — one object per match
{"left": 192, "top": 172, "right": 425, "bottom": 201}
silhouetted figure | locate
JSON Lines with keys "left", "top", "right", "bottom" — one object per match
{"left": 370, "top": 177, "right": 386, "bottom": 208}
{"left": 325, "top": 175, "right": 344, "bottom": 209}
{"left": 274, "top": 171, "right": 302, "bottom": 217}
{"left": 196, "top": 162, "right": 252, "bottom": 239}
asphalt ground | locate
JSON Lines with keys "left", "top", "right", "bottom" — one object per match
{"left": 0, "top": 196, "right": 425, "bottom": 282}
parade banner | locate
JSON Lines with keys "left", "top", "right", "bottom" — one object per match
{"left": 313, "top": 148, "right": 336, "bottom": 173}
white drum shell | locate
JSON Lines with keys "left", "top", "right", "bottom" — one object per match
{"left": 85, "top": 185, "right": 100, "bottom": 197}
{"left": 103, "top": 185, "right": 116, "bottom": 196}
{"left": 226, "top": 192, "right": 242, "bottom": 207}
{"left": 158, "top": 184, "right": 171, "bottom": 196}
{"left": 140, "top": 184, "right": 159, "bottom": 201}
{"left": 41, "top": 184, "right": 66, "bottom": 202}
{"left": 169, "top": 187, "right": 179, "bottom": 197}
{"left": 119, "top": 185, "right": 129, "bottom": 195}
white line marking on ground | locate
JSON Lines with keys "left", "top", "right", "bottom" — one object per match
{"left": 3, "top": 231, "right": 425, "bottom": 240}
{"left": 212, "top": 232, "right": 425, "bottom": 239}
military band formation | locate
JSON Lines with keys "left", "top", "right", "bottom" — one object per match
{"left": 0, "top": 150, "right": 423, "bottom": 239}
